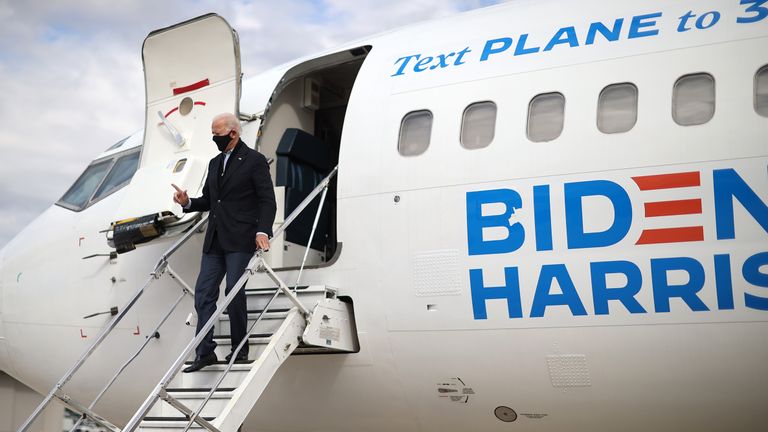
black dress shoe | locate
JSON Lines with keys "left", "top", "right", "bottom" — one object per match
{"left": 225, "top": 351, "right": 249, "bottom": 363}
{"left": 183, "top": 352, "right": 217, "bottom": 373}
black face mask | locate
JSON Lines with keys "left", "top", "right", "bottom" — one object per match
{"left": 212, "top": 133, "right": 231, "bottom": 152}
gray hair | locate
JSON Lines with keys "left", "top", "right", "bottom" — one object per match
{"left": 212, "top": 112, "right": 241, "bottom": 134}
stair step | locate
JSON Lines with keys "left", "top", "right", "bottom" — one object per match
{"left": 148, "top": 389, "right": 236, "bottom": 418}
{"left": 211, "top": 333, "right": 272, "bottom": 345}
{"left": 213, "top": 333, "right": 272, "bottom": 340}
{"left": 222, "top": 308, "right": 291, "bottom": 315}
{"left": 182, "top": 359, "right": 254, "bottom": 366}
{"left": 166, "top": 387, "right": 236, "bottom": 393}
{"left": 143, "top": 417, "right": 216, "bottom": 421}
{"left": 140, "top": 415, "right": 215, "bottom": 430}
{"left": 170, "top": 364, "right": 251, "bottom": 393}
{"left": 244, "top": 284, "right": 332, "bottom": 312}
{"left": 216, "top": 311, "right": 288, "bottom": 336}
{"left": 244, "top": 285, "right": 310, "bottom": 293}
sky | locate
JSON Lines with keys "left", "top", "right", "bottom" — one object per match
{"left": 0, "top": 0, "right": 506, "bottom": 248}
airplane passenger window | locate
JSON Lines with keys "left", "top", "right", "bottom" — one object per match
{"left": 461, "top": 101, "right": 497, "bottom": 149}
{"left": 398, "top": 110, "right": 432, "bottom": 156}
{"left": 92, "top": 151, "right": 140, "bottom": 201}
{"left": 673, "top": 73, "right": 715, "bottom": 126}
{"left": 756, "top": 65, "right": 768, "bottom": 117}
{"left": 527, "top": 92, "right": 565, "bottom": 142}
{"left": 58, "top": 159, "right": 112, "bottom": 211}
{"left": 597, "top": 83, "right": 638, "bottom": 134}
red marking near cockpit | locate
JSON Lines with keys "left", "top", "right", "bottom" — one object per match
{"left": 172, "top": 78, "right": 209, "bottom": 95}
{"left": 163, "top": 101, "right": 206, "bottom": 118}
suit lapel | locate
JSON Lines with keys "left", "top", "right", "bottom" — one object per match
{"left": 211, "top": 153, "right": 224, "bottom": 193}
{"left": 220, "top": 141, "right": 247, "bottom": 192}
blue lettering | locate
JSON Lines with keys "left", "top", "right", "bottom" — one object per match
{"left": 651, "top": 257, "right": 709, "bottom": 313}
{"left": 480, "top": 37, "right": 513, "bottom": 61}
{"left": 713, "top": 169, "right": 768, "bottom": 240}
{"left": 530, "top": 264, "right": 587, "bottom": 317}
{"left": 533, "top": 185, "right": 553, "bottom": 251}
{"left": 514, "top": 34, "right": 541, "bottom": 55}
{"left": 391, "top": 54, "right": 420, "bottom": 77}
{"left": 744, "top": 252, "right": 768, "bottom": 311}
{"left": 628, "top": 12, "right": 663, "bottom": 39}
{"left": 714, "top": 254, "right": 735, "bottom": 310}
{"left": 414, "top": 56, "right": 434, "bottom": 72}
{"left": 466, "top": 189, "right": 525, "bottom": 255}
{"left": 738, "top": 0, "right": 768, "bottom": 24}
{"left": 591, "top": 261, "right": 646, "bottom": 315}
{"left": 470, "top": 267, "right": 523, "bottom": 319}
{"left": 544, "top": 26, "right": 579, "bottom": 51}
{"left": 454, "top": 47, "right": 472, "bottom": 65}
{"left": 565, "top": 180, "right": 632, "bottom": 249}
{"left": 585, "top": 19, "right": 624, "bottom": 45}
{"left": 677, "top": 11, "right": 696, "bottom": 32}
{"left": 696, "top": 11, "right": 721, "bottom": 29}
{"left": 430, "top": 52, "right": 456, "bottom": 70}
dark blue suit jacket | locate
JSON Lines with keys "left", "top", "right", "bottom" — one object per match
{"left": 185, "top": 140, "right": 277, "bottom": 253}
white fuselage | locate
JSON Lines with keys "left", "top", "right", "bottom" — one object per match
{"left": 1, "top": 1, "right": 767, "bottom": 431}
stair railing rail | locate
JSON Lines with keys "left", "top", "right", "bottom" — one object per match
{"left": 123, "top": 165, "right": 338, "bottom": 432}
{"left": 179, "top": 167, "right": 334, "bottom": 432}
{"left": 17, "top": 212, "right": 209, "bottom": 432}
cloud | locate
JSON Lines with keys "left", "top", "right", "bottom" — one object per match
{"left": 0, "top": 0, "right": 507, "bottom": 247}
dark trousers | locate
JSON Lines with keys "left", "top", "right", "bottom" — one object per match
{"left": 193, "top": 248, "right": 251, "bottom": 358}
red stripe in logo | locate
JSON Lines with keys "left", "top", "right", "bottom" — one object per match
{"left": 634, "top": 171, "right": 704, "bottom": 245}
{"left": 636, "top": 227, "right": 704, "bottom": 245}
{"left": 632, "top": 172, "right": 700, "bottom": 191}
{"left": 644, "top": 199, "right": 703, "bottom": 217}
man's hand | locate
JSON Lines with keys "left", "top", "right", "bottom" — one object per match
{"left": 255, "top": 233, "right": 270, "bottom": 251}
{"left": 171, "top": 184, "right": 189, "bottom": 207}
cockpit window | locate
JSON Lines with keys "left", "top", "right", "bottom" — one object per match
{"left": 58, "top": 160, "right": 112, "bottom": 210}
{"left": 57, "top": 148, "right": 141, "bottom": 211}
{"left": 93, "top": 152, "right": 140, "bottom": 200}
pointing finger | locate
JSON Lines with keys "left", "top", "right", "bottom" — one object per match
{"left": 171, "top": 183, "right": 183, "bottom": 193}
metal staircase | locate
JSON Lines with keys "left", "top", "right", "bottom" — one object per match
{"left": 132, "top": 282, "right": 356, "bottom": 432}
{"left": 18, "top": 167, "right": 351, "bottom": 432}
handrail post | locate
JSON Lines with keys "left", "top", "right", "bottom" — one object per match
{"left": 127, "top": 167, "right": 339, "bottom": 428}
{"left": 123, "top": 254, "right": 267, "bottom": 432}
{"left": 17, "top": 214, "right": 209, "bottom": 432}
{"left": 26, "top": 167, "right": 339, "bottom": 431}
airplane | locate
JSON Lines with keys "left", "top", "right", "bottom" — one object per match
{"left": 1, "top": 0, "right": 767, "bottom": 430}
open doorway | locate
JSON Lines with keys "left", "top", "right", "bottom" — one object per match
{"left": 256, "top": 46, "right": 370, "bottom": 269}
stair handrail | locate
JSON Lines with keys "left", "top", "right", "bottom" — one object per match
{"left": 17, "top": 212, "right": 208, "bottom": 432}
{"left": 124, "top": 165, "right": 338, "bottom": 431}
{"left": 180, "top": 170, "right": 333, "bottom": 432}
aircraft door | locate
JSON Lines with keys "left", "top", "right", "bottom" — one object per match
{"left": 114, "top": 14, "right": 242, "bottom": 221}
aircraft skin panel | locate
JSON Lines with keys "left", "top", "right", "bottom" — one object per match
{"left": 338, "top": 38, "right": 767, "bottom": 199}
{"left": 381, "top": 323, "right": 768, "bottom": 431}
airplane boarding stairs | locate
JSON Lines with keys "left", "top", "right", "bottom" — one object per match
{"left": 136, "top": 284, "right": 357, "bottom": 432}
{"left": 17, "top": 167, "right": 348, "bottom": 432}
